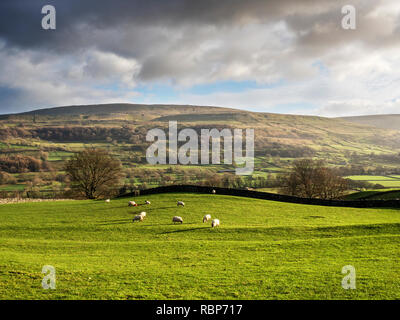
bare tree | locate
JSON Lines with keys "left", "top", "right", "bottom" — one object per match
{"left": 65, "top": 148, "right": 124, "bottom": 199}
{"left": 279, "top": 159, "right": 348, "bottom": 199}
{"left": 315, "top": 167, "right": 349, "bottom": 200}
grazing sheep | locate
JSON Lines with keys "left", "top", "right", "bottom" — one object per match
{"left": 145, "top": 200, "right": 151, "bottom": 205}
{"left": 211, "top": 219, "right": 220, "bottom": 228}
{"left": 203, "top": 214, "right": 211, "bottom": 223}
{"left": 172, "top": 216, "right": 183, "bottom": 224}
{"left": 139, "top": 211, "right": 146, "bottom": 218}
{"left": 212, "top": 189, "right": 216, "bottom": 194}
{"left": 177, "top": 201, "right": 185, "bottom": 207}
{"left": 132, "top": 215, "right": 144, "bottom": 222}
{"left": 128, "top": 201, "right": 137, "bottom": 207}
{"left": 105, "top": 199, "right": 110, "bottom": 203}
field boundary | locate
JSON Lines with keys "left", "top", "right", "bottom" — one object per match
{"left": 356, "top": 189, "right": 400, "bottom": 200}
{"left": 122, "top": 185, "right": 400, "bottom": 208}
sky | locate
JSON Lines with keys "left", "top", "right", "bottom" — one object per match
{"left": 0, "top": 0, "right": 399, "bottom": 116}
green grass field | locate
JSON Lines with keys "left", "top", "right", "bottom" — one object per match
{"left": 375, "top": 181, "right": 400, "bottom": 188}
{"left": 0, "top": 184, "right": 26, "bottom": 191}
{"left": 345, "top": 176, "right": 397, "bottom": 181}
{"left": 346, "top": 175, "right": 400, "bottom": 188}
{"left": 0, "top": 193, "right": 399, "bottom": 299}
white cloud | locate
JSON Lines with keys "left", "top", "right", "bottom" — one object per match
{"left": 82, "top": 51, "right": 140, "bottom": 87}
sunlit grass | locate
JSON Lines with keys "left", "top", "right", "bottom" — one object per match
{"left": 0, "top": 193, "right": 399, "bottom": 299}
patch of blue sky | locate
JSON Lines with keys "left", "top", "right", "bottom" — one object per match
{"left": 132, "top": 79, "right": 286, "bottom": 103}
{"left": 133, "top": 83, "right": 180, "bottom": 104}
{"left": 188, "top": 79, "right": 284, "bottom": 95}
{"left": 312, "top": 60, "right": 330, "bottom": 76}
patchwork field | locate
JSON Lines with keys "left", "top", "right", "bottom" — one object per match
{"left": 0, "top": 193, "right": 399, "bottom": 299}
{"left": 346, "top": 175, "right": 400, "bottom": 188}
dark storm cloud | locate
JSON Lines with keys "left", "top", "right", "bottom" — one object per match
{"left": 0, "top": 0, "right": 383, "bottom": 53}
{"left": 0, "top": 86, "right": 30, "bottom": 114}
{"left": 0, "top": 0, "right": 395, "bottom": 64}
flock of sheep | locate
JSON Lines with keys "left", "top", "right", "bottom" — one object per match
{"left": 105, "top": 189, "right": 220, "bottom": 228}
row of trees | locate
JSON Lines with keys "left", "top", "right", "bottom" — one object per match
{"left": 0, "top": 125, "right": 148, "bottom": 143}
{"left": 0, "top": 154, "right": 51, "bottom": 173}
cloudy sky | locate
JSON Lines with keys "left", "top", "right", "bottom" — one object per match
{"left": 0, "top": 0, "right": 399, "bottom": 116}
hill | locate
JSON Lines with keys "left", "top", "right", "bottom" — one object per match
{"left": 0, "top": 103, "right": 239, "bottom": 121}
{"left": 3, "top": 104, "right": 400, "bottom": 157}
{"left": 338, "top": 114, "right": 400, "bottom": 131}
{"left": 0, "top": 193, "right": 399, "bottom": 299}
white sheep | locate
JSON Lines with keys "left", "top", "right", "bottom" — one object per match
{"left": 139, "top": 211, "right": 146, "bottom": 218}
{"left": 128, "top": 201, "right": 137, "bottom": 207}
{"left": 172, "top": 216, "right": 183, "bottom": 224}
{"left": 203, "top": 214, "right": 211, "bottom": 223}
{"left": 105, "top": 199, "right": 110, "bottom": 203}
{"left": 177, "top": 201, "right": 185, "bottom": 207}
{"left": 132, "top": 215, "right": 144, "bottom": 222}
{"left": 212, "top": 189, "right": 216, "bottom": 194}
{"left": 211, "top": 219, "right": 220, "bottom": 228}
{"left": 145, "top": 200, "right": 151, "bottom": 205}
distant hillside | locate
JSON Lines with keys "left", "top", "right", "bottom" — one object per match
{"left": 0, "top": 103, "right": 238, "bottom": 120}
{"left": 153, "top": 112, "right": 258, "bottom": 123}
{"left": 338, "top": 114, "right": 400, "bottom": 130}
{"left": 2, "top": 103, "right": 400, "bottom": 167}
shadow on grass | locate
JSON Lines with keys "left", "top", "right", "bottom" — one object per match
{"left": 160, "top": 226, "right": 208, "bottom": 234}
{"left": 97, "top": 219, "right": 133, "bottom": 225}
{"left": 95, "top": 205, "right": 176, "bottom": 213}
{"left": 96, "top": 220, "right": 199, "bottom": 227}
{"left": 304, "top": 215, "right": 325, "bottom": 219}
{"left": 136, "top": 222, "right": 199, "bottom": 228}
{"left": 126, "top": 206, "right": 177, "bottom": 212}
